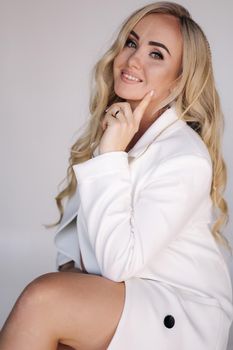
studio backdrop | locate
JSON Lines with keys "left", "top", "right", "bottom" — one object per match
{"left": 1, "top": 0, "right": 233, "bottom": 347}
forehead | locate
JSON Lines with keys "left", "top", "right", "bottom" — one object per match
{"left": 132, "top": 13, "right": 183, "bottom": 54}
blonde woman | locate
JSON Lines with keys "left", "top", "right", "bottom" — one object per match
{"left": 0, "top": 1, "right": 232, "bottom": 349}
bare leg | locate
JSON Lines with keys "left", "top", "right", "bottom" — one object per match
{"left": 0, "top": 272, "right": 125, "bottom": 350}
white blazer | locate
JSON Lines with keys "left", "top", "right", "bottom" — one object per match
{"left": 54, "top": 104, "right": 233, "bottom": 349}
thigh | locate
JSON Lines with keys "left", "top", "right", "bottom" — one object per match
{"left": 28, "top": 272, "right": 126, "bottom": 350}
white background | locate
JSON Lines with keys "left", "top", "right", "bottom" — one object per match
{"left": 1, "top": 0, "right": 233, "bottom": 347}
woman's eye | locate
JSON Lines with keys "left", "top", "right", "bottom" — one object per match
{"left": 125, "top": 38, "right": 136, "bottom": 48}
{"left": 150, "top": 51, "right": 164, "bottom": 60}
{"left": 125, "top": 38, "right": 164, "bottom": 60}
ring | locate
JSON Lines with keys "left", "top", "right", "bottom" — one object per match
{"left": 114, "top": 110, "right": 120, "bottom": 118}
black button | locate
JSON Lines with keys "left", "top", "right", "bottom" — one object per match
{"left": 164, "top": 315, "right": 175, "bottom": 328}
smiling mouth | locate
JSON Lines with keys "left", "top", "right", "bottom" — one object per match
{"left": 121, "top": 72, "right": 143, "bottom": 83}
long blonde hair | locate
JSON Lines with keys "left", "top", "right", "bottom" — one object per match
{"left": 48, "top": 1, "right": 231, "bottom": 253}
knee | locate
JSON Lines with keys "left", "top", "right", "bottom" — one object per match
{"left": 16, "top": 272, "right": 61, "bottom": 311}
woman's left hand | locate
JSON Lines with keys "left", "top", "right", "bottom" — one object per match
{"left": 99, "top": 90, "right": 154, "bottom": 154}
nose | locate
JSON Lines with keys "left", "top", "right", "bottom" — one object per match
{"left": 127, "top": 50, "right": 143, "bottom": 70}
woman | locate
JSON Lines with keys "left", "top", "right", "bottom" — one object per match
{"left": 0, "top": 2, "right": 232, "bottom": 349}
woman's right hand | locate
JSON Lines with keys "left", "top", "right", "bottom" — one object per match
{"left": 100, "top": 90, "right": 154, "bottom": 154}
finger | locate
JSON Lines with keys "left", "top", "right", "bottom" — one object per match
{"left": 105, "top": 105, "right": 121, "bottom": 114}
{"left": 104, "top": 114, "right": 122, "bottom": 127}
{"left": 113, "top": 103, "right": 132, "bottom": 125}
{"left": 106, "top": 106, "right": 127, "bottom": 124}
{"left": 105, "top": 106, "right": 120, "bottom": 116}
{"left": 133, "top": 90, "right": 154, "bottom": 123}
{"left": 102, "top": 115, "right": 110, "bottom": 129}
{"left": 102, "top": 111, "right": 121, "bottom": 130}
{"left": 111, "top": 107, "right": 123, "bottom": 119}
{"left": 102, "top": 119, "right": 107, "bottom": 130}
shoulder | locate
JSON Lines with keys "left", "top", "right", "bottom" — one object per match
{"left": 139, "top": 120, "right": 213, "bottom": 189}
{"left": 151, "top": 118, "right": 212, "bottom": 167}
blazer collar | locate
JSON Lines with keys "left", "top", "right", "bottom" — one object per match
{"left": 92, "top": 103, "right": 179, "bottom": 159}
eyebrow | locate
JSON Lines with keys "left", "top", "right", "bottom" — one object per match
{"left": 129, "top": 30, "right": 171, "bottom": 56}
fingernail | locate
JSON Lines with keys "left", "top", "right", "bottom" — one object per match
{"left": 150, "top": 90, "right": 154, "bottom": 97}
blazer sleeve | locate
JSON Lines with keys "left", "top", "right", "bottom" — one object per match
{"left": 72, "top": 151, "right": 212, "bottom": 282}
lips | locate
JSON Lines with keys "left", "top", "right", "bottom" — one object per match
{"left": 121, "top": 69, "right": 143, "bottom": 82}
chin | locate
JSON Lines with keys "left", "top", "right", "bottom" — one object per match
{"left": 114, "top": 86, "right": 143, "bottom": 101}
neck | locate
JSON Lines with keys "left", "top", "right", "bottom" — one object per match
{"left": 125, "top": 104, "right": 170, "bottom": 153}
{"left": 138, "top": 104, "right": 170, "bottom": 135}
{"left": 127, "top": 96, "right": 170, "bottom": 130}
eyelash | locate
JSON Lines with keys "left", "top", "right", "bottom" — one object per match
{"left": 124, "top": 38, "right": 164, "bottom": 60}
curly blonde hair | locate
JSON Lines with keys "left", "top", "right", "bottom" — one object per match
{"left": 47, "top": 1, "right": 231, "bottom": 253}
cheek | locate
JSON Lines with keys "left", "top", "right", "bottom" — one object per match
{"left": 148, "top": 64, "right": 176, "bottom": 90}
{"left": 113, "top": 58, "right": 119, "bottom": 80}
{"left": 113, "top": 55, "right": 122, "bottom": 76}
{"left": 146, "top": 65, "right": 167, "bottom": 85}
{"left": 113, "top": 52, "right": 130, "bottom": 81}
{"left": 114, "top": 50, "right": 130, "bottom": 68}
{"left": 114, "top": 52, "right": 123, "bottom": 66}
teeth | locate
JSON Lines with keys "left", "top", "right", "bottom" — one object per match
{"left": 122, "top": 72, "right": 141, "bottom": 82}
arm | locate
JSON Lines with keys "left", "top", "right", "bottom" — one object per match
{"left": 73, "top": 152, "right": 212, "bottom": 282}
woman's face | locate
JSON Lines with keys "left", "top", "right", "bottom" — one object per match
{"left": 113, "top": 13, "right": 183, "bottom": 110}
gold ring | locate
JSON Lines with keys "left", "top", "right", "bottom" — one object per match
{"left": 114, "top": 110, "right": 120, "bottom": 118}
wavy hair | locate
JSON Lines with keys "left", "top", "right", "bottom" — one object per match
{"left": 47, "top": 1, "right": 231, "bottom": 253}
